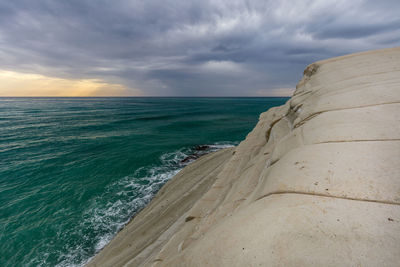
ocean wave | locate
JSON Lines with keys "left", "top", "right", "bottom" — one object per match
{"left": 54, "top": 141, "right": 237, "bottom": 267}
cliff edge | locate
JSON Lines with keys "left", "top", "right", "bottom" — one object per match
{"left": 88, "top": 47, "right": 400, "bottom": 266}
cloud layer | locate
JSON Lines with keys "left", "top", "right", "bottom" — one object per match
{"left": 0, "top": 0, "right": 399, "bottom": 96}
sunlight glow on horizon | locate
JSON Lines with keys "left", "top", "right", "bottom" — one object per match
{"left": 0, "top": 70, "right": 142, "bottom": 97}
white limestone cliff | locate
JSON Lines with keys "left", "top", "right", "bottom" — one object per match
{"left": 88, "top": 47, "right": 400, "bottom": 267}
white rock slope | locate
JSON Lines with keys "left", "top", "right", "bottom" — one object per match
{"left": 88, "top": 47, "right": 400, "bottom": 267}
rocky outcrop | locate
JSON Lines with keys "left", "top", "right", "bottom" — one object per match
{"left": 88, "top": 47, "right": 400, "bottom": 266}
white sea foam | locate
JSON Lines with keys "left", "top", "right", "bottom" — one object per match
{"left": 55, "top": 142, "right": 236, "bottom": 267}
{"left": 209, "top": 142, "right": 237, "bottom": 150}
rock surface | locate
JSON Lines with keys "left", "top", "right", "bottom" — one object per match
{"left": 88, "top": 47, "right": 400, "bottom": 266}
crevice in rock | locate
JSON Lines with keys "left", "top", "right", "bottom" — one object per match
{"left": 293, "top": 101, "right": 400, "bottom": 129}
{"left": 265, "top": 117, "right": 285, "bottom": 143}
{"left": 255, "top": 191, "right": 400, "bottom": 206}
{"left": 318, "top": 139, "right": 400, "bottom": 144}
{"left": 185, "top": 216, "right": 196, "bottom": 222}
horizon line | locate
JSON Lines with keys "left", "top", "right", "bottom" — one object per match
{"left": 0, "top": 95, "right": 290, "bottom": 98}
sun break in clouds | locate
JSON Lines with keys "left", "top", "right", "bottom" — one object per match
{"left": 0, "top": 70, "right": 142, "bottom": 97}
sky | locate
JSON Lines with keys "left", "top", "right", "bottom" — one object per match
{"left": 0, "top": 0, "right": 399, "bottom": 97}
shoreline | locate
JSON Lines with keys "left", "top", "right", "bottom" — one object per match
{"left": 88, "top": 47, "right": 400, "bottom": 266}
{"left": 88, "top": 147, "right": 235, "bottom": 266}
{"left": 84, "top": 143, "right": 236, "bottom": 265}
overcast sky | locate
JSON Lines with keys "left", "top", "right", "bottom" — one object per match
{"left": 0, "top": 0, "right": 399, "bottom": 96}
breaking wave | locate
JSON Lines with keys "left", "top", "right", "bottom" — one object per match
{"left": 55, "top": 142, "right": 237, "bottom": 267}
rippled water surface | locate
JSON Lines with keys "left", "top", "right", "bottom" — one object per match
{"left": 0, "top": 97, "right": 288, "bottom": 266}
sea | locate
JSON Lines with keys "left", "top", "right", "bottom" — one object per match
{"left": 0, "top": 97, "right": 288, "bottom": 266}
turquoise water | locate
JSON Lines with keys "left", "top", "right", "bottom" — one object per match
{"left": 0, "top": 97, "right": 288, "bottom": 266}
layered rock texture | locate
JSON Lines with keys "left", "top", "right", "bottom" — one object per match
{"left": 88, "top": 47, "right": 400, "bottom": 266}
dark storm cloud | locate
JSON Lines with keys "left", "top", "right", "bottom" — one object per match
{"left": 0, "top": 0, "right": 399, "bottom": 96}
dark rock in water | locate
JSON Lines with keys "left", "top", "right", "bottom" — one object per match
{"left": 180, "top": 145, "right": 213, "bottom": 164}
{"left": 194, "top": 145, "right": 210, "bottom": 151}
{"left": 180, "top": 155, "right": 199, "bottom": 164}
